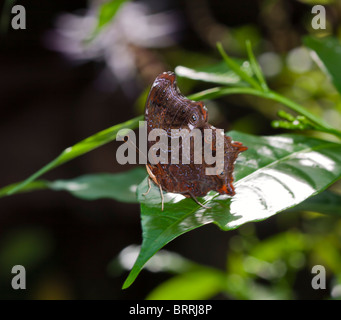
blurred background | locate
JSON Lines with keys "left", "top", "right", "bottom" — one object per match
{"left": 1, "top": 0, "right": 341, "bottom": 299}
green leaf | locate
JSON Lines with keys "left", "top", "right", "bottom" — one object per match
{"left": 146, "top": 269, "right": 225, "bottom": 300}
{"left": 49, "top": 167, "right": 146, "bottom": 203}
{"left": 216, "top": 42, "right": 262, "bottom": 90}
{"left": 245, "top": 40, "right": 269, "bottom": 91}
{"left": 96, "top": 0, "right": 128, "bottom": 33}
{"left": 123, "top": 131, "right": 341, "bottom": 288}
{"left": 288, "top": 190, "right": 341, "bottom": 216}
{"left": 175, "top": 61, "right": 250, "bottom": 86}
{"left": 1, "top": 115, "right": 143, "bottom": 197}
{"left": 188, "top": 87, "right": 341, "bottom": 137}
{"left": 0, "top": 180, "right": 49, "bottom": 197}
{"left": 0, "top": 168, "right": 147, "bottom": 203}
{"left": 303, "top": 36, "right": 341, "bottom": 95}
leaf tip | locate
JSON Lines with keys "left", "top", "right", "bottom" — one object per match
{"left": 122, "top": 274, "right": 135, "bottom": 290}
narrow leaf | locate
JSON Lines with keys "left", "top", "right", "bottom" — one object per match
{"left": 175, "top": 61, "right": 250, "bottom": 86}
{"left": 96, "top": 0, "right": 128, "bottom": 33}
{"left": 245, "top": 40, "right": 269, "bottom": 91}
{"left": 2, "top": 115, "right": 143, "bottom": 196}
{"left": 0, "top": 180, "right": 49, "bottom": 198}
{"left": 216, "top": 42, "right": 262, "bottom": 90}
{"left": 304, "top": 36, "right": 341, "bottom": 94}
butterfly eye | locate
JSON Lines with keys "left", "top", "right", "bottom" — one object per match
{"left": 216, "top": 169, "right": 225, "bottom": 177}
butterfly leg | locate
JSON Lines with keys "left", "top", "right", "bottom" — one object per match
{"left": 144, "top": 164, "right": 165, "bottom": 211}
{"left": 143, "top": 176, "right": 152, "bottom": 196}
{"left": 158, "top": 183, "right": 164, "bottom": 211}
{"left": 188, "top": 191, "right": 211, "bottom": 209}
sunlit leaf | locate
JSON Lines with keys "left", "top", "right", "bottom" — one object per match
{"left": 175, "top": 60, "right": 250, "bottom": 86}
{"left": 123, "top": 131, "right": 341, "bottom": 288}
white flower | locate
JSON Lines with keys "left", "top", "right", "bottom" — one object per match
{"left": 45, "top": 1, "right": 182, "bottom": 89}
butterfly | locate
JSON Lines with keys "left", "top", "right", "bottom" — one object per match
{"left": 143, "top": 71, "right": 247, "bottom": 210}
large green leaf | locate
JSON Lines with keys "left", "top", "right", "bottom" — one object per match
{"left": 304, "top": 36, "right": 341, "bottom": 94}
{"left": 123, "top": 131, "right": 341, "bottom": 288}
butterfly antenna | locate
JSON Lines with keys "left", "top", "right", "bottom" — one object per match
{"left": 123, "top": 135, "right": 148, "bottom": 163}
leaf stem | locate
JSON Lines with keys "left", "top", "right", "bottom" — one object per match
{"left": 189, "top": 87, "right": 341, "bottom": 139}
{"left": 245, "top": 40, "right": 269, "bottom": 91}
{"left": 216, "top": 42, "right": 263, "bottom": 91}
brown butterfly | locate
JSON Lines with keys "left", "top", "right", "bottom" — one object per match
{"left": 144, "top": 71, "right": 247, "bottom": 210}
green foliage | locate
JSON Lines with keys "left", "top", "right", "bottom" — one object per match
{"left": 146, "top": 269, "right": 225, "bottom": 300}
{"left": 142, "top": 223, "right": 341, "bottom": 299}
{"left": 175, "top": 61, "right": 248, "bottom": 86}
{"left": 49, "top": 168, "right": 146, "bottom": 203}
{"left": 1, "top": 115, "right": 143, "bottom": 197}
{"left": 93, "top": 0, "right": 129, "bottom": 36}
{"left": 304, "top": 36, "right": 341, "bottom": 95}
{"left": 293, "top": 190, "right": 341, "bottom": 216}
{"left": 2, "top": 34, "right": 341, "bottom": 290}
{"left": 0, "top": 173, "right": 148, "bottom": 203}
{"left": 122, "top": 131, "right": 341, "bottom": 288}
{"left": 179, "top": 43, "right": 341, "bottom": 138}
